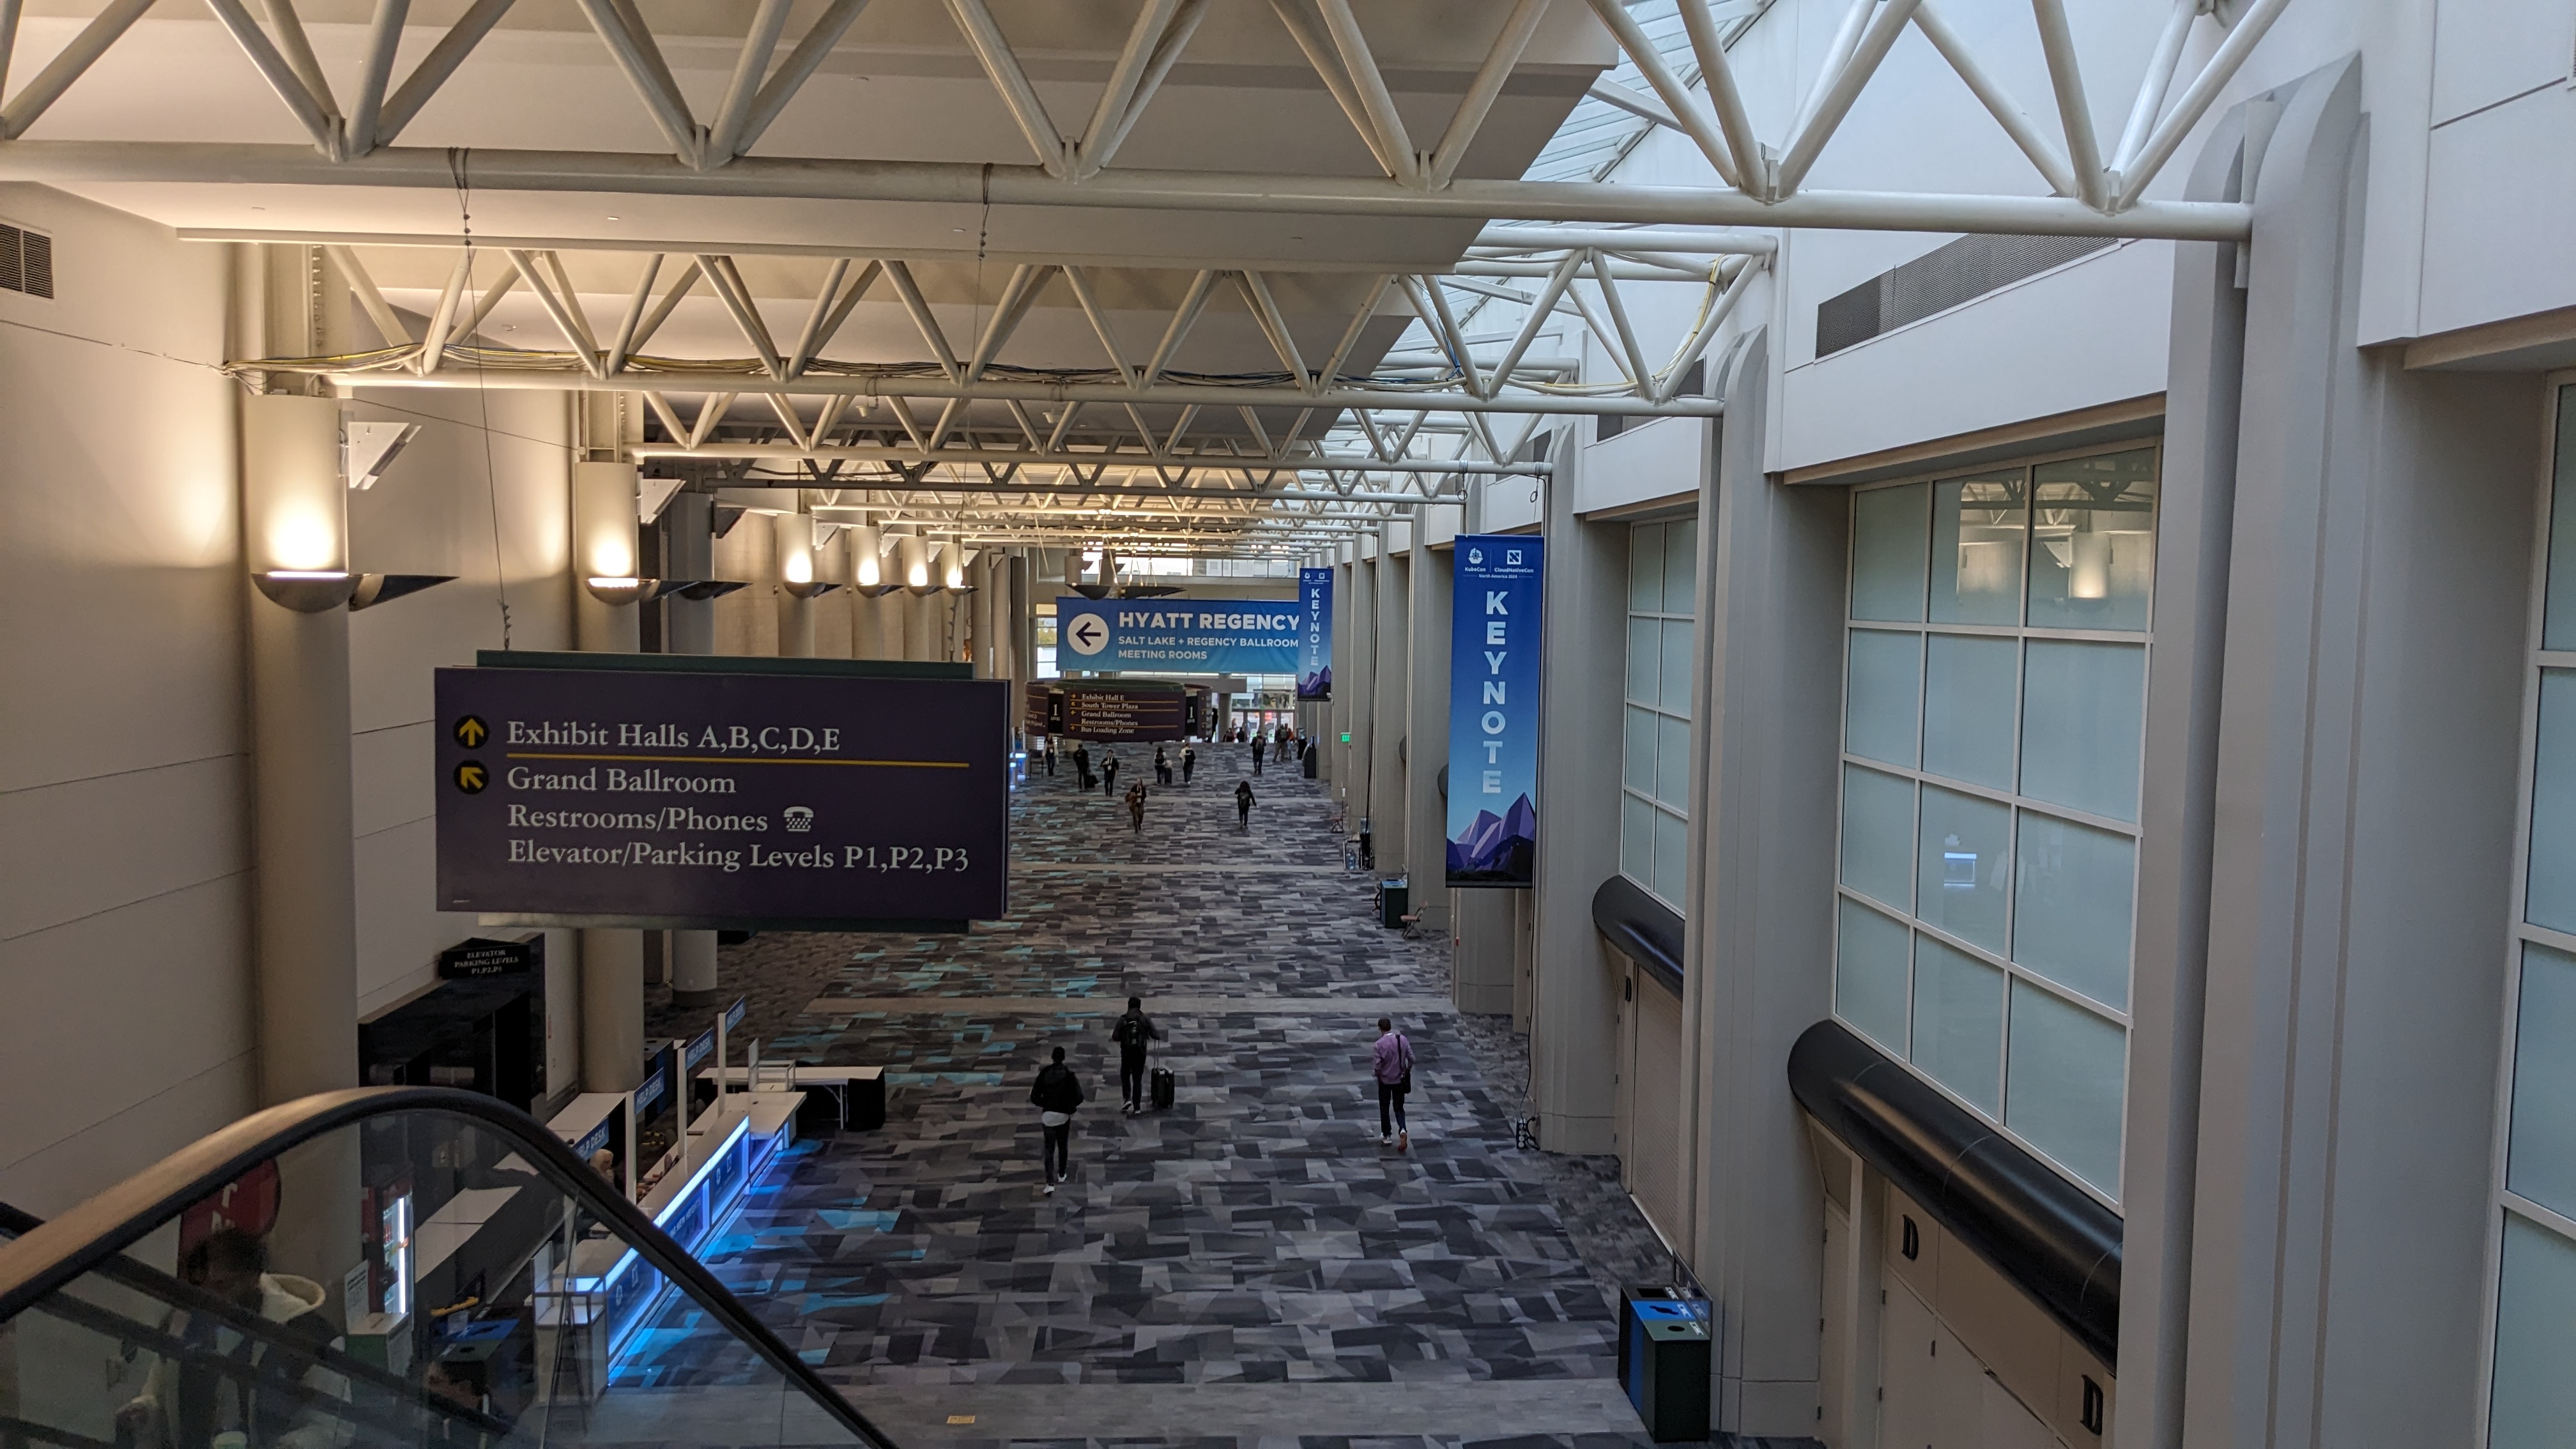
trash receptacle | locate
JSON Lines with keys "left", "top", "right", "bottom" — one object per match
{"left": 1378, "top": 878, "right": 1410, "bottom": 928}
{"left": 1621, "top": 1289, "right": 1710, "bottom": 1442}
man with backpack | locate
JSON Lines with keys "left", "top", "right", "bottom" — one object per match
{"left": 1112, "top": 997, "right": 1163, "bottom": 1114}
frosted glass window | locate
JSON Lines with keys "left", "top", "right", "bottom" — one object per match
{"left": 2021, "top": 640, "right": 2147, "bottom": 822}
{"left": 1661, "top": 620, "right": 1694, "bottom": 714}
{"left": 1841, "top": 765, "right": 1916, "bottom": 911}
{"left": 2490, "top": 1214, "right": 2576, "bottom": 1449}
{"left": 1621, "top": 793, "right": 1655, "bottom": 885}
{"left": 1623, "top": 707, "right": 1657, "bottom": 795}
{"left": 2013, "top": 813, "right": 2136, "bottom": 1011}
{"left": 1852, "top": 483, "right": 1929, "bottom": 622}
{"left": 1912, "top": 937, "right": 2004, "bottom": 1116}
{"left": 1846, "top": 630, "right": 1923, "bottom": 767}
{"left": 1922, "top": 634, "right": 2020, "bottom": 790}
{"left": 1931, "top": 472, "right": 2026, "bottom": 625}
{"left": 1836, "top": 899, "right": 1911, "bottom": 1052}
{"left": 1917, "top": 785, "right": 2010, "bottom": 954}
{"left": 2005, "top": 982, "right": 2126, "bottom": 1193}
{"left": 1657, "top": 715, "right": 1692, "bottom": 809}
{"left": 2509, "top": 942, "right": 2576, "bottom": 1221}
{"left": 1630, "top": 523, "right": 1666, "bottom": 613}
{"left": 2029, "top": 450, "right": 2155, "bottom": 630}
{"left": 1664, "top": 524, "right": 1698, "bottom": 613}
{"left": 2528, "top": 670, "right": 2576, "bottom": 934}
{"left": 2547, "top": 387, "right": 2576, "bottom": 650}
{"left": 1627, "top": 618, "right": 1660, "bottom": 705}
{"left": 1654, "top": 809, "right": 1689, "bottom": 904}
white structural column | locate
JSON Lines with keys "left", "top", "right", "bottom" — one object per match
{"left": 848, "top": 525, "right": 887, "bottom": 659}
{"left": 1342, "top": 542, "right": 1376, "bottom": 827}
{"left": 242, "top": 393, "right": 360, "bottom": 1107}
{"left": 1675, "top": 331, "right": 1843, "bottom": 1432}
{"left": 971, "top": 550, "right": 998, "bottom": 677}
{"left": 571, "top": 460, "right": 645, "bottom": 1093}
{"left": 1527, "top": 434, "right": 1622, "bottom": 1154}
{"left": 774, "top": 510, "right": 816, "bottom": 657}
{"left": 1405, "top": 509, "right": 1456, "bottom": 935}
{"left": 663, "top": 490, "right": 722, "bottom": 1005}
{"left": 1370, "top": 521, "right": 1411, "bottom": 875}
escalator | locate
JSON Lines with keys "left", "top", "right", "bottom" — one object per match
{"left": 0, "top": 1088, "right": 896, "bottom": 1449}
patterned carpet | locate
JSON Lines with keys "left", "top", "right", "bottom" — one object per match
{"left": 625, "top": 742, "right": 1783, "bottom": 1447}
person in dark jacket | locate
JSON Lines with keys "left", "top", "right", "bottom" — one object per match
{"left": 1111, "top": 996, "right": 1163, "bottom": 1114}
{"left": 1234, "top": 779, "right": 1255, "bottom": 831}
{"left": 1252, "top": 733, "right": 1266, "bottom": 770}
{"left": 1126, "top": 781, "right": 1147, "bottom": 833}
{"left": 1043, "top": 739, "right": 1057, "bottom": 776}
{"left": 1029, "top": 1046, "right": 1084, "bottom": 1193}
{"left": 1181, "top": 746, "right": 1196, "bottom": 784}
{"left": 1154, "top": 746, "right": 1171, "bottom": 785}
{"left": 1072, "top": 742, "right": 1092, "bottom": 790}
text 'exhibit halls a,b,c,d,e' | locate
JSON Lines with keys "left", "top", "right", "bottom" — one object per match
{"left": 434, "top": 663, "right": 1011, "bottom": 929}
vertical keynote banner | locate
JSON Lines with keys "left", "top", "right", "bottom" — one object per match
{"left": 1297, "top": 567, "right": 1335, "bottom": 700}
{"left": 436, "top": 661, "right": 1009, "bottom": 928}
{"left": 1447, "top": 535, "right": 1543, "bottom": 887}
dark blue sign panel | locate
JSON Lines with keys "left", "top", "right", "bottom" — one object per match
{"left": 435, "top": 666, "right": 1008, "bottom": 927}
{"left": 1298, "top": 567, "right": 1335, "bottom": 700}
{"left": 1055, "top": 597, "right": 1299, "bottom": 674}
{"left": 1448, "top": 535, "right": 1544, "bottom": 887}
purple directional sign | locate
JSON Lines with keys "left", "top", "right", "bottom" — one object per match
{"left": 436, "top": 662, "right": 1009, "bottom": 928}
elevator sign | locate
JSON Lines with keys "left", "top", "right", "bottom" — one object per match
{"left": 434, "top": 660, "right": 1009, "bottom": 928}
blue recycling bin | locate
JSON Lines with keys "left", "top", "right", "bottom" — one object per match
{"left": 1621, "top": 1292, "right": 1711, "bottom": 1442}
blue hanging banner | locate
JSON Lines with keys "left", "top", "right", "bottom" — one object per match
{"left": 1054, "top": 597, "right": 1301, "bottom": 675}
{"left": 1448, "top": 534, "right": 1544, "bottom": 887}
{"left": 1297, "top": 567, "right": 1335, "bottom": 699}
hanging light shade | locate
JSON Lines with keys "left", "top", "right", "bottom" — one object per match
{"left": 900, "top": 533, "right": 937, "bottom": 596}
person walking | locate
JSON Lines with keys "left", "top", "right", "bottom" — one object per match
{"left": 1234, "top": 779, "right": 1255, "bottom": 832}
{"left": 1073, "top": 742, "right": 1092, "bottom": 790}
{"left": 1372, "top": 1016, "right": 1415, "bottom": 1151}
{"left": 1103, "top": 754, "right": 1120, "bottom": 796}
{"left": 1181, "top": 746, "right": 1196, "bottom": 785}
{"left": 1252, "top": 734, "right": 1266, "bottom": 772}
{"left": 1111, "top": 996, "right": 1163, "bottom": 1114}
{"left": 1154, "top": 746, "right": 1171, "bottom": 785}
{"left": 1126, "top": 781, "right": 1147, "bottom": 833}
{"left": 1030, "top": 1046, "right": 1084, "bottom": 1194}
{"left": 1043, "top": 739, "right": 1057, "bottom": 776}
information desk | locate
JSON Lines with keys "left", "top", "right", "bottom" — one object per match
{"left": 698, "top": 1064, "right": 885, "bottom": 1133}
{"left": 550, "top": 1089, "right": 802, "bottom": 1374}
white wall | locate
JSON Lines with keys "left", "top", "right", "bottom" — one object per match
{"left": 0, "top": 187, "right": 587, "bottom": 1209}
{"left": 0, "top": 187, "right": 253, "bottom": 1213}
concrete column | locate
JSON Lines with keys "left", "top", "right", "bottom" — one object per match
{"left": 1407, "top": 510, "right": 1457, "bottom": 932}
{"left": 1371, "top": 526, "right": 1410, "bottom": 875}
{"left": 1453, "top": 891, "right": 1514, "bottom": 1014}
{"left": 848, "top": 525, "right": 887, "bottom": 659}
{"left": 242, "top": 393, "right": 359, "bottom": 1107}
{"left": 661, "top": 490, "right": 721, "bottom": 1003}
{"left": 970, "top": 551, "right": 997, "bottom": 677}
{"left": 773, "top": 510, "right": 816, "bottom": 658}
{"left": 1673, "top": 332, "right": 1843, "bottom": 1432}
{"left": 571, "top": 461, "right": 645, "bottom": 1093}
{"left": 1343, "top": 545, "right": 1376, "bottom": 829}
{"left": 1528, "top": 429, "right": 1623, "bottom": 1156}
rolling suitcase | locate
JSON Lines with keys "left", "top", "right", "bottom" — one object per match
{"left": 1151, "top": 1067, "right": 1176, "bottom": 1110}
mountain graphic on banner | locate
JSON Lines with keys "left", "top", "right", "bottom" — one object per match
{"left": 1446, "top": 793, "right": 1537, "bottom": 881}
{"left": 1298, "top": 664, "right": 1331, "bottom": 698}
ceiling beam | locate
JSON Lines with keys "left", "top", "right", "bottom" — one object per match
{"left": 0, "top": 142, "right": 2255, "bottom": 241}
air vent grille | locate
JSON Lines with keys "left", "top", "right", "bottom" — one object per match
{"left": 1816, "top": 233, "right": 2113, "bottom": 357}
{"left": 0, "top": 222, "right": 54, "bottom": 299}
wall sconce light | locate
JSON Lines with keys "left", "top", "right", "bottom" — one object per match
{"left": 254, "top": 569, "right": 358, "bottom": 611}
{"left": 253, "top": 571, "right": 454, "bottom": 611}
{"left": 783, "top": 578, "right": 843, "bottom": 600}
{"left": 901, "top": 535, "right": 937, "bottom": 596}
{"left": 585, "top": 575, "right": 657, "bottom": 606}
{"left": 350, "top": 573, "right": 454, "bottom": 610}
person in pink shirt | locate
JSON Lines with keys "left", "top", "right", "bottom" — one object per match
{"left": 1372, "top": 1016, "right": 1415, "bottom": 1151}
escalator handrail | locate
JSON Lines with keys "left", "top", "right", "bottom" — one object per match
{"left": 0, "top": 1086, "right": 896, "bottom": 1449}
